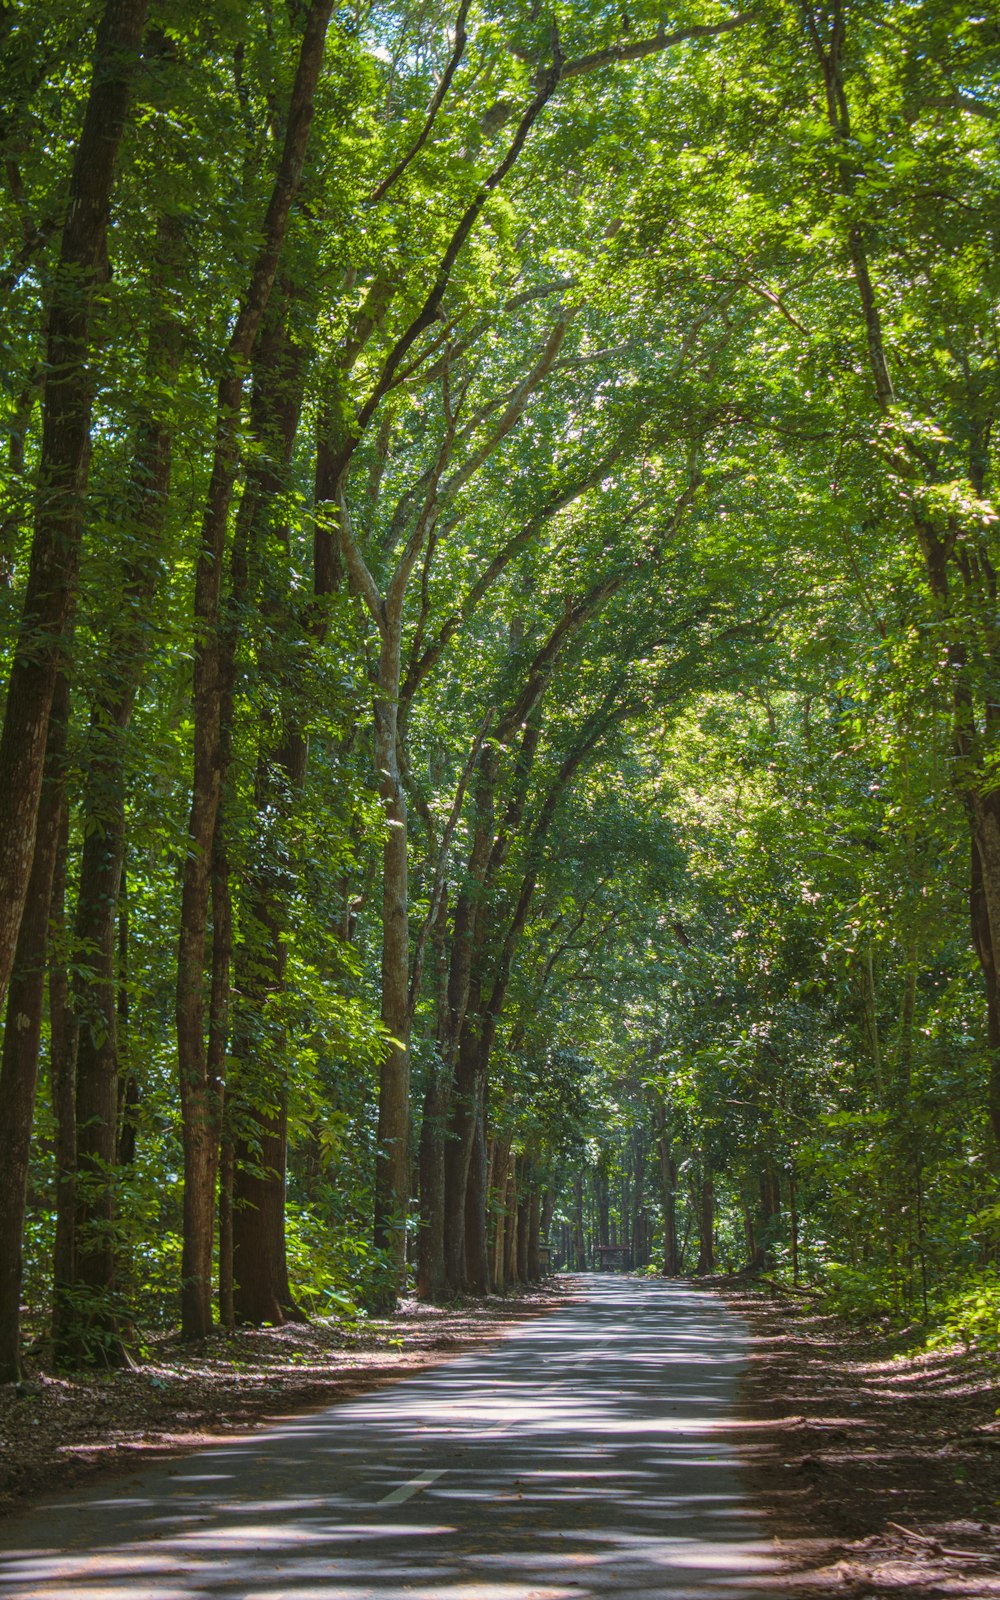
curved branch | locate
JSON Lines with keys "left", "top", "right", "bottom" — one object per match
{"left": 368, "top": 0, "right": 471, "bottom": 205}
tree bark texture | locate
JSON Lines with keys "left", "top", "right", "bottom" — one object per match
{"left": 651, "top": 1095, "right": 674, "bottom": 1271}
{"left": 61, "top": 217, "right": 183, "bottom": 1362}
{"left": 372, "top": 626, "right": 411, "bottom": 1293}
{"left": 696, "top": 1177, "right": 714, "bottom": 1275}
{"left": 0, "top": 677, "right": 69, "bottom": 1380}
{"left": 0, "top": 0, "right": 148, "bottom": 1010}
{"left": 222, "top": 310, "right": 309, "bottom": 1327}
{"left": 416, "top": 1059, "right": 448, "bottom": 1299}
{"left": 175, "top": 0, "right": 333, "bottom": 1339}
{"left": 464, "top": 1096, "right": 489, "bottom": 1293}
{"left": 49, "top": 803, "right": 78, "bottom": 1355}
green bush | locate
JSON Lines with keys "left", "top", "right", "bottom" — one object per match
{"left": 927, "top": 1270, "right": 1000, "bottom": 1354}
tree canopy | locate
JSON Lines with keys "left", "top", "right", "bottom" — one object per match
{"left": 1, "top": 0, "right": 999, "bottom": 1377}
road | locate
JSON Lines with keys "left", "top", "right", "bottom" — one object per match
{"left": 0, "top": 1277, "right": 776, "bottom": 1599}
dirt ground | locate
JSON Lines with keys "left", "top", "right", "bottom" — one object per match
{"left": 727, "top": 1282, "right": 1000, "bottom": 1597}
{"left": 0, "top": 1284, "right": 573, "bottom": 1516}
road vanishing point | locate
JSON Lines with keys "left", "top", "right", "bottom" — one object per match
{"left": 0, "top": 1278, "right": 779, "bottom": 1599}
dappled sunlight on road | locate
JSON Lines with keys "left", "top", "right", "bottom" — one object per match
{"left": 0, "top": 1279, "right": 776, "bottom": 1599}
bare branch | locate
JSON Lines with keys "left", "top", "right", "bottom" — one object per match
{"left": 439, "top": 308, "right": 575, "bottom": 503}
{"left": 368, "top": 0, "right": 471, "bottom": 205}
{"left": 554, "top": 12, "right": 758, "bottom": 82}
{"left": 351, "top": 49, "right": 565, "bottom": 449}
{"left": 337, "top": 488, "right": 385, "bottom": 626}
{"left": 732, "top": 278, "right": 812, "bottom": 336}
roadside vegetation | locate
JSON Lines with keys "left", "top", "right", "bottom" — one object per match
{"left": 1, "top": 0, "right": 999, "bottom": 1386}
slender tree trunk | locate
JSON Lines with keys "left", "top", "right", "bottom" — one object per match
{"left": 503, "top": 1161, "right": 519, "bottom": 1288}
{"left": 758, "top": 1161, "right": 781, "bottom": 1268}
{"left": 115, "top": 875, "right": 139, "bottom": 1169}
{"left": 596, "top": 1164, "right": 610, "bottom": 1250}
{"left": 372, "top": 637, "right": 412, "bottom": 1294}
{"left": 744, "top": 1207, "right": 760, "bottom": 1272}
{"left": 573, "top": 1173, "right": 586, "bottom": 1270}
{"left": 416, "top": 1061, "right": 448, "bottom": 1299}
{"left": 464, "top": 1087, "right": 490, "bottom": 1293}
{"left": 218, "top": 1137, "right": 235, "bottom": 1329}
{"left": 490, "top": 1136, "right": 511, "bottom": 1288}
{"left": 696, "top": 1176, "right": 714, "bottom": 1275}
{"left": 0, "top": 678, "right": 69, "bottom": 1380}
{"left": 527, "top": 1186, "right": 541, "bottom": 1281}
{"left": 50, "top": 801, "right": 78, "bottom": 1352}
{"left": 516, "top": 1184, "right": 530, "bottom": 1285}
{"left": 541, "top": 1190, "right": 554, "bottom": 1257}
{"left": 175, "top": 0, "right": 333, "bottom": 1340}
{"left": 417, "top": 902, "right": 452, "bottom": 1299}
{"left": 788, "top": 1163, "right": 799, "bottom": 1286}
{"left": 223, "top": 309, "right": 309, "bottom": 1328}
{"left": 61, "top": 217, "right": 182, "bottom": 1365}
{"left": 0, "top": 0, "right": 148, "bottom": 1009}
{"left": 443, "top": 1015, "right": 481, "bottom": 1292}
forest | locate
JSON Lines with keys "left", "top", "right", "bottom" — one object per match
{"left": 0, "top": 0, "right": 998, "bottom": 1385}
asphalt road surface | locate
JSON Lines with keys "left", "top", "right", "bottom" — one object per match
{"left": 0, "top": 1277, "right": 777, "bottom": 1599}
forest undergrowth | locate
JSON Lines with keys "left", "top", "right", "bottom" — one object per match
{"left": 730, "top": 1283, "right": 1000, "bottom": 1598}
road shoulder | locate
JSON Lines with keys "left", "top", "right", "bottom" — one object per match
{"left": 0, "top": 1282, "right": 575, "bottom": 1516}
{"left": 724, "top": 1281, "right": 1000, "bottom": 1597}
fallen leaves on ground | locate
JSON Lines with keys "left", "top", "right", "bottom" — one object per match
{"left": 725, "top": 1283, "right": 1000, "bottom": 1597}
{"left": 0, "top": 1285, "right": 573, "bottom": 1515}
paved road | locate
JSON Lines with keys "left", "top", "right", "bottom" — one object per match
{"left": 0, "top": 1277, "right": 775, "bottom": 1599}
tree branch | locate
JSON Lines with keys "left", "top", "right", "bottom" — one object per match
{"left": 408, "top": 712, "right": 492, "bottom": 1017}
{"left": 368, "top": 0, "right": 471, "bottom": 205}
{"left": 553, "top": 12, "right": 757, "bottom": 82}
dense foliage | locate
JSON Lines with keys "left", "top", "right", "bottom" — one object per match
{"left": 0, "top": 0, "right": 998, "bottom": 1377}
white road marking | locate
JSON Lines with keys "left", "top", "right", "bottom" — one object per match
{"left": 376, "top": 1467, "right": 446, "bottom": 1505}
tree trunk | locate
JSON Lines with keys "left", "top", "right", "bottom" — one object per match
{"left": 222, "top": 308, "right": 310, "bottom": 1328}
{"left": 0, "top": 0, "right": 148, "bottom": 1009}
{"left": 218, "top": 1137, "right": 235, "bottom": 1329}
{"left": 62, "top": 214, "right": 182, "bottom": 1363}
{"left": 416, "top": 1059, "right": 448, "bottom": 1299}
{"left": 372, "top": 636, "right": 411, "bottom": 1295}
{"left": 971, "top": 820, "right": 1000, "bottom": 1144}
{"left": 630, "top": 1133, "right": 645, "bottom": 1268}
{"left": 758, "top": 1161, "right": 781, "bottom": 1268}
{"left": 490, "top": 1136, "right": 511, "bottom": 1289}
{"left": 0, "top": 678, "right": 69, "bottom": 1380}
{"left": 744, "top": 1207, "right": 760, "bottom": 1272}
{"left": 417, "top": 899, "right": 453, "bottom": 1300}
{"left": 596, "top": 1162, "right": 610, "bottom": 1250}
{"left": 442, "top": 1016, "right": 481, "bottom": 1293}
{"left": 573, "top": 1172, "right": 586, "bottom": 1270}
{"left": 541, "top": 1190, "right": 555, "bottom": 1253}
{"left": 696, "top": 1176, "right": 714, "bottom": 1275}
{"left": 115, "top": 876, "right": 139, "bottom": 1169}
{"left": 516, "top": 1184, "right": 530, "bottom": 1286}
{"left": 527, "top": 1186, "right": 541, "bottom": 1282}
{"left": 232, "top": 1104, "right": 290, "bottom": 1326}
{"left": 50, "top": 803, "right": 78, "bottom": 1353}
{"left": 175, "top": 0, "right": 333, "bottom": 1340}
{"left": 503, "top": 1161, "right": 519, "bottom": 1288}
{"left": 788, "top": 1163, "right": 799, "bottom": 1286}
{"left": 464, "top": 1095, "right": 489, "bottom": 1293}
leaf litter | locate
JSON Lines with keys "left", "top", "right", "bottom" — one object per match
{"left": 726, "top": 1283, "right": 1000, "bottom": 1598}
